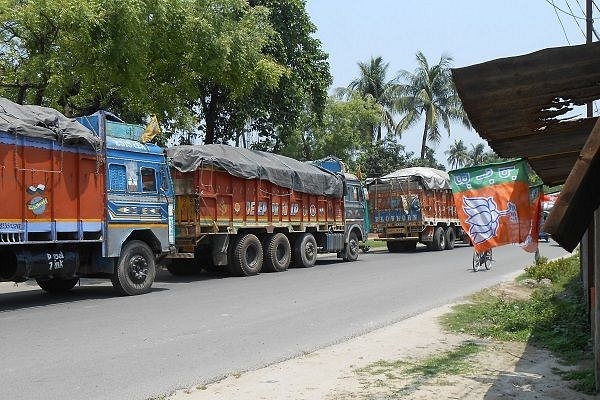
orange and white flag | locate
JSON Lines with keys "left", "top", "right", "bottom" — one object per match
{"left": 449, "top": 159, "right": 533, "bottom": 253}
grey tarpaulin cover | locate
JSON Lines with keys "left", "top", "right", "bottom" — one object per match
{"left": 377, "top": 167, "right": 450, "bottom": 190}
{"left": 167, "top": 144, "right": 344, "bottom": 198}
{"left": 0, "top": 97, "right": 101, "bottom": 150}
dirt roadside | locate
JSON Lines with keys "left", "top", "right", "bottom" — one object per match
{"left": 165, "top": 282, "right": 596, "bottom": 400}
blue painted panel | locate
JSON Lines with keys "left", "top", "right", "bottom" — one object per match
{"left": 76, "top": 114, "right": 145, "bottom": 140}
{"left": 108, "top": 164, "right": 127, "bottom": 191}
{"left": 106, "top": 136, "right": 164, "bottom": 156}
{"left": 0, "top": 131, "right": 95, "bottom": 155}
{"left": 106, "top": 199, "right": 168, "bottom": 223}
{"left": 26, "top": 221, "right": 52, "bottom": 232}
{"left": 55, "top": 221, "right": 78, "bottom": 231}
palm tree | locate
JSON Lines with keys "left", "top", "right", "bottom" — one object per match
{"left": 394, "top": 51, "right": 471, "bottom": 159}
{"left": 468, "top": 143, "right": 486, "bottom": 166}
{"left": 445, "top": 139, "right": 469, "bottom": 169}
{"left": 336, "top": 56, "right": 397, "bottom": 143}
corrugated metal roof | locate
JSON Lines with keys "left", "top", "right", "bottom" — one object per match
{"left": 452, "top": 42, "right": 600, "bottom": 187}
{"left": 451, "top": 42, "right": 600, "bottom": 251}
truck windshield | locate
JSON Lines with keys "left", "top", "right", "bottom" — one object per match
{"left": 141, "top": 167, "right": 157, "bottom": 192}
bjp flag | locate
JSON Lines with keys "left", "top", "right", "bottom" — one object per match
{"left": 449, "top": 159, "right": 533, "bottom": 253}
{"left": 521, "top": 184, "right": 543, "bottom": 253}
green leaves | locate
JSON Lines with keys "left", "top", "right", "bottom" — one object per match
{"left": 394, "top": 51, "right": 470, "bottom": 159}
{"left": 0, "top": 0, "right": 329, "bottom": 146}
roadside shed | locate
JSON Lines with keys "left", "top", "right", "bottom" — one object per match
{"left": 451, "top": 41, "right": 600, "bottom": 391}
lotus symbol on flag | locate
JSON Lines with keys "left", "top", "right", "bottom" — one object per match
{"left": 463, "top": 197, "right": 516, "bottom": 244}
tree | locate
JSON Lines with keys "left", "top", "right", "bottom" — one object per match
{"left": 395, "top": 51, "right": 471, "bottom": 159}
{"left": 277, "top": 94, "right": 381, "bottom": 162}
{"left": 178, "top": 0, "right": 287, "bottom": 145}
{"left": 336, "top": 56, "right": 397, "bottom": 143}
{"left": 0, "top": 0, "right": 330, "bottom": 147}
{"left": 405, "top": 146, "right": 446, "bottom": 171}
{"left": 0, "top": 0, "right": 182, "bottom": 119}
{"left": 445, "top": 139, "right": 469, "bottom": 169}
{"left": 245, "top": 0, "right": 332, "bottom": 152}
{"left": 468, "top": 143, "right": 486, "bottom": 166}
{"left": 358, "top": 138, "right": 408, "bottom": 178}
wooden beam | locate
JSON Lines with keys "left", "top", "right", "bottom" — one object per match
{"left": 543, "top": 117, "right": 600, "bottom": 251}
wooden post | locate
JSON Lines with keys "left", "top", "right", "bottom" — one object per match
{"left": 583, "top": 232, "right": 590, "bottom": 316}
{"left": 588, "top": 210, "right": 600, "bottom": 393}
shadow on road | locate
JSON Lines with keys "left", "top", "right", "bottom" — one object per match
{"left": 0, "top": 279, "right": 169, "bottom": 312}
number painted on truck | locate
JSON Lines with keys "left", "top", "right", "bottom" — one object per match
{"left": 47, "top": 251, "right": 65, "bottom": 271}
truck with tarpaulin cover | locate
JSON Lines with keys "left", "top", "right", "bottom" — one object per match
{"left": 367, "top": 167, "right": 467, "bottom": 252}
{"left": 0, "top": 97, "right": 365, "bottom": 294}
{"left": 163, "top": 145, "right": 365, "bottom": 276}
{"left": 0, "top": 98, "right": 172, "bottom": 295}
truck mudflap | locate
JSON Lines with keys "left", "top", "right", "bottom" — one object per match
{"left": 420, "top": 226, "right": 435, "bottom": 243}
{"left": 0, "top": 248, "right": 79, "bottom": 281}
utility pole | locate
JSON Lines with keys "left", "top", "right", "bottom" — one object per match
{"left": 586, "top": 0, "right": 600, "bottom": 393}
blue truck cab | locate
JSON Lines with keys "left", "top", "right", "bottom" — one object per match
{"left": 77, "top": 112, "right": 174, "bottom": 294}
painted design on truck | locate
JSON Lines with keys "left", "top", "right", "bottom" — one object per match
{"left": 26, "top": 184, "right": 49, "bottom": 215}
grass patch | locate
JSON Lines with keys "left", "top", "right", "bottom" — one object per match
{"left": 404, "top": 341, "right": 482, "bottom": 377}
{"left": 440, "top": 253, "right": 593, "bottom": 393}
{"left": 554, "top": 368, "right": 597, "bottom": 395}
{"left": 354, "top": 341, "right": 483, "bottom": 396}
{"left": 364, "top": 239, "right": 386, "bottom": 248}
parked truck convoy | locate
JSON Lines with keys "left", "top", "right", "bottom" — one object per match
{"left": 367, "top": 167, "right": 468, "bottom": 252}
{"left": 0, "top": 98, "right": 365, "bottom": 295}
{"left": 163, "top": 145, "right": 366, "bottom": 276}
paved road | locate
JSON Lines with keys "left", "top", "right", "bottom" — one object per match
{"left": 0, "top": 241, "right": 569, "bottom": 400}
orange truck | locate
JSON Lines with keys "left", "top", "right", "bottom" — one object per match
{"left": 163, "top": 145, "right": 366, "bottom": 275}
{"left": 367, "top": 167, "right": 467, "bottom": 252}
{"left": 0, "top": 98, "right": 172, "bottom": 295}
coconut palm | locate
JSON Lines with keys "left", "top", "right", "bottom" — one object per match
{"left": 445, "top": 139, "right": 469, "bottom": 169}
{"left": 394, "top": 51, "right": 471, "bottom": 159}
{"left": 468, "top": 143, "right": 486, "bottom": 166}
{"left": 336, "top": 56, "right": 397, "bottom": 143}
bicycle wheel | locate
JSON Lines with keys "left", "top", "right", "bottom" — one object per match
{"left": 484, "top": 249, "right": 492, "bottom": 270}
{"left": 472, "top": 251, "right": 481, "bottom": 272}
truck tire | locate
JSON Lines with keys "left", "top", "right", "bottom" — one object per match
{"left": 444, "top": 228, "right": 456, "bottom": 250}
{"left": 262, "top": 233, "right": 291, "bottom": 272}
{"left": 111, "top": 240, "right": 156, "bottom": 296}
{"left": 36, "top": 277, "right": 79, "bottom": 293}
{"left": 229, "top": 234, "right": 263, "bottom": 276}
{"left": 402, "top": 241, "right": 417, "bottom": 252}
{"left": 293, "top": 233, "right": 317, "bottom": 268}
{"left": 433, "top": 227, "right": 446, "bottom": 251}
{"left": 343, "top": 231, "right": 360, "bottom": 262}
{"left": 386, "top": 241, "right": 402, "bottom": 253}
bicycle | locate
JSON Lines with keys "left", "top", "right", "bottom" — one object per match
{"left": 472, "top": 249, "right": 493, "bottom": 272}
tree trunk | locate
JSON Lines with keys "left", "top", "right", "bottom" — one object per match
{"left": 420, "top": 122, "right": 429, "bottom": 159}
{"left": 201, "top": 86, "right": 220, "bottom": 145}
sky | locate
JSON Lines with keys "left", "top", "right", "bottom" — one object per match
{"left": 304, "top": 0, "right": 593, "bottom": 164}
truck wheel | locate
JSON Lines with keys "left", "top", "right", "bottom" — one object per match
{"left": 293, "top": 233, "right": 317, "bottom": 268}
{"left": 433, "top": 227, "right": 446, "bottom": 251}
{"left": 111, "top": 240, "right": 156, "bottom": 296}
{"left": 343, "top": 231, "right": 360, "bottom": 262}
{"left": 444, "top": 228, "right": 456, "bottom": 250}
{"left": 166, "top": 260, "right": 201, "bottom": 276}
{"left": 402, "top": 241, "right": 417, "bottom": 252}
{"left": 229, "top": 234, "right": 263, "bottom": 276}
{"left": 36, "top": 277, "right": 79, "bottom": 293}
{"left": 386, "top": 241, "right": 401, "bottom": 253}
{"left": 262, "top": 233, "right": 291, "bottom": 272}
